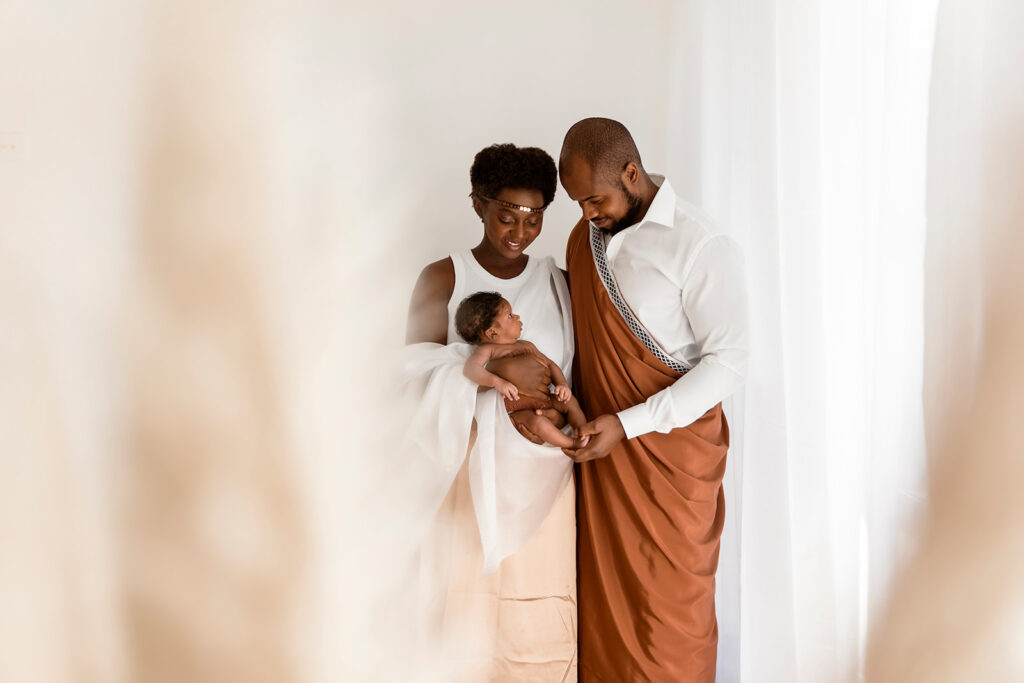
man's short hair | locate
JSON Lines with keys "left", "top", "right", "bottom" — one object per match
{"left": 455, "top": 291, "right": 504, "bottom": 344}
{"left": 560, "top": 117, "right": 643, "bottom": 181}
{"left": 470, "top": 144, "right": 557, "bottom": 207}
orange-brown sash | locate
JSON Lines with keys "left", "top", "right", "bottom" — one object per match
{"left": 567, "top": 219, "right": 729, "bottom": 682}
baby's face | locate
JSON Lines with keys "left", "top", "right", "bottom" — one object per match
{"left": 486, "top": 299, "right": 523, "bottom": 344}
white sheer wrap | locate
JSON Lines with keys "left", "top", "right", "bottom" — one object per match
{"left": 399, "top": 259, "right": 575, "bottom": 575}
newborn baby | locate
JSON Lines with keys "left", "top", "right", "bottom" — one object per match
{"left": 455, "top": 291, "right": 589, "bottom": 449}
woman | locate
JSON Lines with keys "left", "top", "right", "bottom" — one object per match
{"left": 404, "top": 143, "right": 577, "bottom": 682}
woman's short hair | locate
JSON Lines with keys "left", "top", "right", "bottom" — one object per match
{"left": 455, "top": 291, "right": 505, "bottom": 343}
{"left": 470, "top": 143, "right": 557, "bottom": 207}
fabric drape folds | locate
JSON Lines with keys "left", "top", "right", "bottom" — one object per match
{"left": 567, "top": 219, "right": 728, "bottom": 682}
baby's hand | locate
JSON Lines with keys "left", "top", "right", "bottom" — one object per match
{"left": 553, "top": 384, "right": 571, "bottom": 402}
{"left": 495, "top": 379, "right": 520, "bottom": 402}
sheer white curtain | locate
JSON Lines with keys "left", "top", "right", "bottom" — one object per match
{"left": 867, "top": 1, "right": 1024, "bottom": 679}
{"left": 665, "top": 1, "right": 938, "bottom": 679}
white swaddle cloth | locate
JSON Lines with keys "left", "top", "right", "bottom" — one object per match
{"left": 400, "top": 255, "right": 574, "bottom": 574}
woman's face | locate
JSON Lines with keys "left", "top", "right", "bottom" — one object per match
{"left": 476, "top": 187, "right": 545, "bottom": 261}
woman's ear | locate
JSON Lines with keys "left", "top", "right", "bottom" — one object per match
{"left": 472, "top": 196, "right": 485, "bottom": 221}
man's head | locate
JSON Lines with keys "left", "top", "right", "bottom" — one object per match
{"left": 559, "top": 118, "right": 651, "bottom": 233}
{"left": 455, "top": 292, "right": 523, "bottom": 344}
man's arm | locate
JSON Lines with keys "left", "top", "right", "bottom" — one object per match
{"left": 564, "top": 235, "right": 748, "bottom": 462}
{"left": 616, "top": 235, "right": 748, "bottom": 438}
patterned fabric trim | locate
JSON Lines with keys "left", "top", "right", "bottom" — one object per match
{"left": 589, "top": 225, "right": 690, "bottom": 375}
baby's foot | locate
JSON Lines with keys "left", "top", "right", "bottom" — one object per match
{"left": 573, "top": 434, "right": 591, "bottom": 449}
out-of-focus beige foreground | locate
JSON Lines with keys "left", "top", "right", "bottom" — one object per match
{"left": 1, "top": 0, "right": 665, "bottom": 680}
{"left": 866, "top": 1, "right": 1024, "bottom": 679}
{"left": 3, "top": 1, "right": 311, "bottom": 681}
{"left": 2, "top": 0, "right": 1023, "bottom": 681}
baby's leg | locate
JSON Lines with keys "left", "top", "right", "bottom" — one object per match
{"left": 550, "top": 397, "right": 590, "bottom": 449}
{"left": 509, "top": 410, "right": 577, "bottom": 449}
{"left": 536, "top": 408, "right": 566, "bottom": 430}
{"left": 552, "top": 395, "right": 587, "bottom": 431}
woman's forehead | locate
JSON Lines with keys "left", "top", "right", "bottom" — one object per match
{"left": 494, "top": 186, "right": 545, "bottom": 210}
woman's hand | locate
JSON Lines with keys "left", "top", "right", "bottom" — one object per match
{"left": 486, "top": 354, "right": 552, "bottom": 398}
{"left": 511, "top": 409, "right": 546, "bottom": 445}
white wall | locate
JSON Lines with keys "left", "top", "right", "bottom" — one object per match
{"left": 0, "top": 1, "right": 680, "bottom": 680}
{"left": 332, "top": 0, "right": 675, "bottom": 322}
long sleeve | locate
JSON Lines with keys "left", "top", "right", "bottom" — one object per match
{"left": 616, "top": 235, "right": 749, "bottom": 438}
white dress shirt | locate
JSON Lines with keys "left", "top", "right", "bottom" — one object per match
{"left": 601, "top": 176, "right": 749, "bottom": 439}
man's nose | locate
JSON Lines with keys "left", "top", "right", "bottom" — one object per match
{"left": 581, "top": 203, "right": 598, "bottom": 220}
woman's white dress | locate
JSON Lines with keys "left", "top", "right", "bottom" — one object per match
{"left": 405, "top": 252, "right": 577, "bottom": 682}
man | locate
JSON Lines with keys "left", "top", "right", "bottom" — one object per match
{"left": 559, "top": 118, "right": 748, "bottom": 681}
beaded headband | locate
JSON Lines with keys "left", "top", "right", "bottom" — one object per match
{"left": 470, "top": 192, "right": 548, "bottom": 214}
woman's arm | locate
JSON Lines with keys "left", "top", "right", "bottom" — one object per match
{"left": 406, "top": 258, "right": 455, "bottom": 344}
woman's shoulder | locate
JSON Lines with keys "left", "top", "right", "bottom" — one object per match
{"left": 407, "top": 257, "right": 456, "bottom": 345}
{"left": 532, "top": 255, "right": 568, "bottom": 283}
{"left": 415, "top": 256, "right": 456, "bottom": 299}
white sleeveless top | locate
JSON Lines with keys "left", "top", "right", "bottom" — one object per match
{"left": 446, "top": 251, "right": 573, "bottom": 379}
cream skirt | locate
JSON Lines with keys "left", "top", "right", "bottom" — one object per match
{"left": 418, "top": 456, "right": 577, "bottom": 682}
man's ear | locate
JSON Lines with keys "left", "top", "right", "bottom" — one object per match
{"left": 621, "top": 161, "right": 640, "bottom": 188}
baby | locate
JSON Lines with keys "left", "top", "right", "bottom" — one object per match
{"left": 454, "top": 291, "right": 589, "bottom": 449}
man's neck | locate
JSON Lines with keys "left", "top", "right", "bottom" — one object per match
{"left": 634, "top": 172, "right": 660, "bottom": 221}
{"left": 605, "top": 172, "right": 661, "bottom": 236}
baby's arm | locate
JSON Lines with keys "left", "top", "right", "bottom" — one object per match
{"left": 542, "top": 355, "right": 572, "bottom": 402}
{"left": 464, "top": 345, "right": 520, "bottom": 401}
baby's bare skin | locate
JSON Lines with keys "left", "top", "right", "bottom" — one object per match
{"left": 486, "top": 353, "right": 554, "bottom": 411}
{"left": 487, "top": 354, "right": 588, "bottom": 449}
{"left": 458, "top": 301, "right": 588, "bottom": 449}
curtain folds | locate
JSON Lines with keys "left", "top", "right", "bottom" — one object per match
{"left": 666, "top": 1, "right": 939, "bottom": 679}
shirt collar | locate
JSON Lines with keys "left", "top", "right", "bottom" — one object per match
{"left": 611, "top": 174, "right": 675, "bottom": 236}
{"left": 641, "top": 174, "right": 676, "bottom": 229}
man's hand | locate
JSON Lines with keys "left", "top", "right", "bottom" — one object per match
{"left": 562, "top": 413, "right": 626, "bottom": 462}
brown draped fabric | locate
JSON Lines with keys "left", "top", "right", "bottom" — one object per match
{"left": 566, "top": 219, "right": 729, "bottom": 682}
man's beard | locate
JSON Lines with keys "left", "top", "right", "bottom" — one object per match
{"left": 603, "top": 182, "right": 645, "bottom": 234}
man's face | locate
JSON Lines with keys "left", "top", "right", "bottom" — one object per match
{"left": 559, "top": 157, "right": 644, "bottom": 234}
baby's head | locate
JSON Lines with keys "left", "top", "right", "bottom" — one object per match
{"left": 455, "top": 291, "right": 523, "bottom": 344}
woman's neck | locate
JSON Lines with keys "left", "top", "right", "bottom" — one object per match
{"left": 471, "top": 241, "right": 530, "bottom": 279}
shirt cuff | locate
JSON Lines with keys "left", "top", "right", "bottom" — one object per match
{"left": 616, "top": 403, "right": 658, "bottom": 440}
